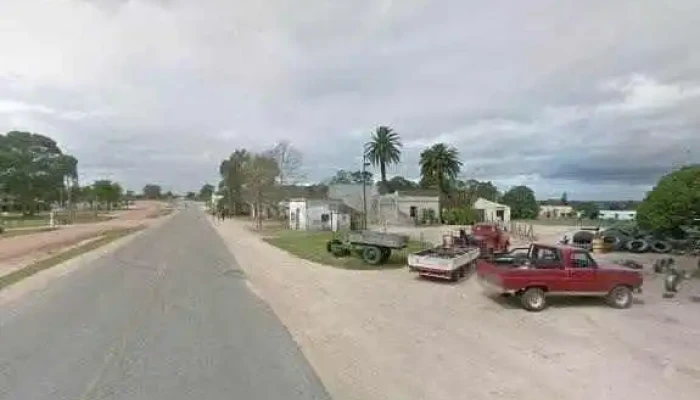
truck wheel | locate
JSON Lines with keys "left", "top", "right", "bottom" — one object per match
{"left": 520, "top": 288, "right": 547, "bottom": 312}
{"left": 362, "top": 246, "right": 383, "bottom": 265}
{"left": 606, "top": 286, "right": 632, "bottom": 309}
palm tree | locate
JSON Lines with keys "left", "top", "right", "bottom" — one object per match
{"left": 364, "top": 126, "right": 402, "bottom": 185}
{"left": 419, "top": 143, "right": 463, "bottom": 222}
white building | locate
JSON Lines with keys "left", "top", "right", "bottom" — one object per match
{"left": 472, "top": 198, "right": 511, "bottom": 223}
{"left": 598, "top": 210, "right": 637, "bottom": 221}
{"left": 376, "top": 191, "right": 440, "bottom": 225}
{"left": 288, "top": 198, "right": 351, "bottom": 231}
{"left": 539, "top": 204, "right": 575, "bottom": 219}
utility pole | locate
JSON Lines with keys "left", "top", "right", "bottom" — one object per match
{"left": 362, "top": 153, "right": 370, "bottom": 229}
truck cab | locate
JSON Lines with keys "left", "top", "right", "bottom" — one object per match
{"left": 476, "top": 243, "right": 643, "bottom": 311}
{"left": 471, "top": 223, "right": 510, "bottom": 256}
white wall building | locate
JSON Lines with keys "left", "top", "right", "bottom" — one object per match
{"left": 288, "top": 198, "right": 351, "bottom": 231}
{"left": 598, "top": 210, "right": 637, "bottom": 221}
{"left": 376, "top": 191, "right": 440, "bottom": 225}
{"left": 539, "top": 204, "right": 575, "bottom": 219}
{"left": 473, "top": 198, "right": 511, "bottom": 223}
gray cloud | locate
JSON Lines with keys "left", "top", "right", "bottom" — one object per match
{"left": 1, "top": 0, "right": 699, "bottom": 199}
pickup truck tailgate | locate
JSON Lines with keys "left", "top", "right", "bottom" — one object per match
{"left": 476, "top": 260, "right": 510, "bottom": 294}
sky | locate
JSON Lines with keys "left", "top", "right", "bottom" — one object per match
{"left": 0, "top": 0, "right": 698, "bottom": 200}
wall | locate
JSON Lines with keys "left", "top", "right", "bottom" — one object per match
{"left": 288, "top": 200, "right": 308, "bottom": 230}
{"left": 598, "top": 210, "right": 637, "bottom": 221}
{"left": 473, "top": 198, "right": 511, "bottom": 223}
{"left": 328, "top": 184, "right": 378, "bottom": 213}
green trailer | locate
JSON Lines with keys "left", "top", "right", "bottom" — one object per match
{"left": 326, "top": 230, "right": 410, "bottom": 265}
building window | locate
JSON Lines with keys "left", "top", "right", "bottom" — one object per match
{"left": 409, "top": 206, "right": 417, "bottom": 218}
{"left": 321, "top": 213, "right": 330, "bottom": 222}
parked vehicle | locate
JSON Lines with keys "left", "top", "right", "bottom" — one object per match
{"left": 326, "top": 230, "right": 409, "bottom": 265}
{"left": 408, "top": 245, "right": 481, "bottom": 281}
{"left": 469, "top": 223, "right": 510, "bottom": 256}
{"left": 476, "top": 243, "right": 644, "bottom": 312}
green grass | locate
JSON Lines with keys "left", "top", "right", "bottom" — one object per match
{"left": 0, "top": 227, "right": 143, "bottom": 291}
{"left": 0, "top": 227, "right": 59, "bottom": 239}
{"left": 261, "top": 229, "right": 430, "bottom": 270}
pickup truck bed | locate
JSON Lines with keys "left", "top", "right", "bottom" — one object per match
{"left": 408, "top": 246, "right": 480, "bottom": 281}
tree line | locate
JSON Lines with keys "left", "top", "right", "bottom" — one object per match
{"left": 213, "top": 125, "right": 699, "bottom": 234}
{"left": 0, "top": 131, "right": 172, "bottom": 216}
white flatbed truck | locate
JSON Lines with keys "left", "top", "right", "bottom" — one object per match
{"left": 408, "top": 246, "right": 481, "bottom": 281}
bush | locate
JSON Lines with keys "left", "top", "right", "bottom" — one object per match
{"left": 0, "top": 226, "right": 4, "bottom": 234}
{"left": 443, "top": 207, "right": 476, "bottom": 225}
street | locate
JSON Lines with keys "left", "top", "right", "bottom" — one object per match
{"left": 0, "top": 208, "right": 330, "bottom": 400}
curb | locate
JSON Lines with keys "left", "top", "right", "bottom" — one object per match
{"left": 0, "top": 212, "right": 177, "bottom": 306}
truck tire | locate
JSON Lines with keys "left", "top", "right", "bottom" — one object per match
{"left": 520, "top": 288, "right": 547, "bottom": 312}
{"left": 362, "top": 246, "right": 384, "bottom": 265}
{"left": 606, "top": 286, "right": 633, "bottom": 309}
{"left": 379, "top": 247, "right": 391, "bottom": 263}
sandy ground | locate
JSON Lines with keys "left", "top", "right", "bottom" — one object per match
{"left": 213, "top": 218, "right": 700, "bottom": 400}
{"left": 0, "top": 201, "right": 167, "bottom": 276}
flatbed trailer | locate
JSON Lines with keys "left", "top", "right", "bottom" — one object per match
{"left": 408, "top": 246, "right": 481, "bottom": 281}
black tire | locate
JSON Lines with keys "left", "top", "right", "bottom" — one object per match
{"left": 326, "top": 239, "right": 347, "bottom": 257}
{"left": 362, "top": 246, "right": 384, "bottom": 265}
{"left": 626, "top": 239, "right": 649, "bottom": 253}
{"left": 572, "top": 231, "right": 594, "bottom": 244}
{"left": 650, "top": 240, "right": 672, "bottom": 254}
{"left": 520, "top": 288, "right": 547, "bottom": 312}
{"left": 606, "top": 286, "right": 633, "bottom": 309}
{"left": 379, "top": 247, "right": 391, "bottom": 263}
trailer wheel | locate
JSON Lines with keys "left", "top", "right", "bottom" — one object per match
{"left": 380, "top": 247, "right": 392, "bottom": 263}
{"left": 606, "top": 285, "right": 632, "bottom": 309}
{"left": 520, "top": 288, "right": 547, "bottom": 312}
{"left": 362, "top": 246, "right": 384, "bottom": 265}
{"left": 326, "top": 240, "right": 348, "bottom": 257}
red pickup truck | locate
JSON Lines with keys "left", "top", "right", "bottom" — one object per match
{"left": 470, "top": 223, "right": 510, "bottom": 255}
{"left": 476, "top": 243, "right": 643, "bottom": 312}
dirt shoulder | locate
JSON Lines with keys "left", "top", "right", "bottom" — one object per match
{"left": 213, "top": 218, "right": 700, "bottom": 400}
{"left": 0, "top": 201, "right": 168, "bottom": 276}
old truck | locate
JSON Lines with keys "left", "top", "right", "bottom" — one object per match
{"left": 476, "top": 243, "right": 644, "bottom": 311}
{"left": 470, "top": 223, "right": 510, "bottom": 256}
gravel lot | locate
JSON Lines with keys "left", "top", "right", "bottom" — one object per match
{"left": 214, "top": 218, "right": 700, "bottom": 400}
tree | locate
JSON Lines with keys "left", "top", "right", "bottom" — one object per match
{"left": 575, "top": 201, "right": 599, "bottom": 219}
{"left": 91, "top": 180, "right": 123, "bottom": 210}
{"left": 269, "top": 141, "right": 304, "bottom": 185}
{"left": 419, "top": 143, "right": 462, "bottom": 221}
{"left": 219, "top": 149, "right": 250, "bottom": 214}
{"left": 636, "top": 165, "right": 700, "bottom": 235}
{"left": 198, "top": 183, "right": 215, "bottom": 202}
{"left": 561, "top": 192, "right": 568, "bottom": 205}
{"left": 364, "top": 126, "right": 402, "bottom": 184}
{"left": 328, "top": 169, "right": 373, "bottom": 185}
{"left": 456, "top": 179, "right": 500, "bottom": 202}
{"left": 243, "top": 152, "right": 280, "bottom": 229}
{"left": 502, "top": 185, "right": 539, "bottom": 219}
{"left": 383, "top": 176, "right": 418, "bottom": 193}
{"left": 142, "top": 184, "right": 162, "bottom": 199}
{"left": 185, "top": 192, "right": 197, "bottom": 200}
{"left": 0, "top": 131, "right": 79, "bottom": 214}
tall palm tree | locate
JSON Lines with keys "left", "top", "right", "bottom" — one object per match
{"left": 364, "top": 126, "right": 402, "bottom": 184}
{"left": 419, "top": 143, "right": 463, "bottom": 222}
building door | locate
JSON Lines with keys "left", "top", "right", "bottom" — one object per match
{"left": 294, "top": 208, "right": 300, "bottom": 230}
{"left": 409, "top": 206, "right": 417, "bottom": 218}
{"left": 496, "top": 209, "right": 505, "bottom": 221}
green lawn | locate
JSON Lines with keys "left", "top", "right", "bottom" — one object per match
{"left": 0, "top": 227, "right": 143, "bottom": 291}
{"left": 262, "top": 229, "right": 430, "bottom": 270}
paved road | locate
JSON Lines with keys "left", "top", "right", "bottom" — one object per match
{"left": 0, "top": 208, "right": 331, "bottom": 400}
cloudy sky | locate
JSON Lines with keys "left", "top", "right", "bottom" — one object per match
{"left": 1, "top": 0, "right": 698, "bottom": 200}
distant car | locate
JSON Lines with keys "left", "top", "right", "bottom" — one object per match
{"left": 476, "top": 243, "right": 643, "bottom": 312}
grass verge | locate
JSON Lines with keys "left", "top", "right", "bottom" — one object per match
{"left": 0, "top": 226, "right": 143, "bottom": 291}
{"left": 261, "top": 229, "right": 430, "bottom": 270}
{"left": 0, "top": 227, "right": 59, "bottom": 239}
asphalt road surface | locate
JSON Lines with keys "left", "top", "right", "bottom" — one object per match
{"left": 0, "top": 208, "right": 331, "bottom": 400}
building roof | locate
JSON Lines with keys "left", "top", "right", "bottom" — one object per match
{"left": 473, "top": 197, "right": 510, "bottom": 210}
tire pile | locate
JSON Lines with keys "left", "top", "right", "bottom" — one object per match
{"left": 569, "top": 226, "right": 682, "bottom": 254}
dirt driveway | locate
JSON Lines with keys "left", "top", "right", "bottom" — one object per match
{"left": 214, "top": 219, "right": 700, "bottom": 400}
{"left": 0, "top": 201, "right": 167, "bottom": 275}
